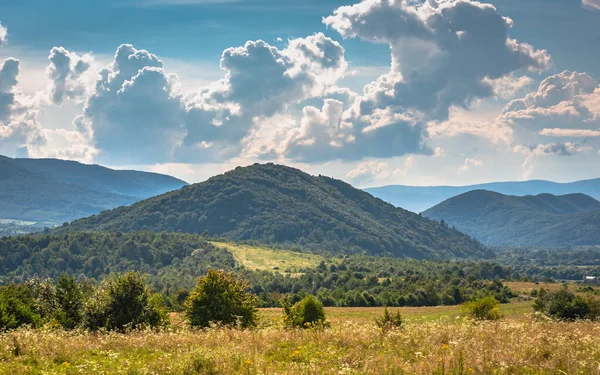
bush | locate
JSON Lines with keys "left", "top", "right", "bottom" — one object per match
{"left": 461, "top": 296, "right": 501, "bottom": 321}
{"left": 83, "top": 272, "right": 168, "bottom": 331}
{"left": 282, "top": 295, "right": 328, "bottom": 328}
{"left": 375, "top": 307, "right": 403, "bottom": 331}
{"left": 0, "top": 284, "right": 40, "bottom": 330}
{"left": 184, "top": 270, "right": 257, "bottom": 328}
{"left": 533, "top": 288, "right": 600, "bottom": 321}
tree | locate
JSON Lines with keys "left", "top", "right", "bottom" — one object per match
{"left": 0, "top": 284, "right": 39, "bottom": 330}
{"left": 375, "top": 307, "right": 403, "bottom": 331}
{"left": 533, "top": 288, "right": 600, "bottom": 321}
{"left": 55, "top": 274, "right": 84, "bottom": 329}
{"left": 83, "top": 272, "right": 168, "bottom": 331}
{"left": 461, "top": 296, "right": 501, "bottom": 321}
{"left": 282, "top": 295, "right": 328, "bottom": 328}
{"left": 184, "top": 270, "right": 257, "bottom": 328}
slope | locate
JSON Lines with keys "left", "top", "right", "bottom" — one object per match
{"left": 58, "top": 163, "right": 490, "bottom": 259}
{"left": 0, "top": 155, "right": 187, "bottom": 225}
{"left": 366, "top": 178, "right": 600, "bottom": 213}
{"left": 423, "top": 190, "right": 600, "bottom": 247}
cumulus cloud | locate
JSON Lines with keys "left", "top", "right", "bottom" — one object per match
{"left": 46, "top": 47, "right": 93, "bottom": 105}
{"left": 78, "top": 34, "right": 348, "bottom": 164}
{"left": 324, "top": 0, "right": 549, "bottom": 118}
{"left": 278, "top": 0, "right": 547, "bottom": 163}
{"left": 458, "top": 157, "right": 483, "bottom": 172}
{"left": 514, "top": 142, "right": 591, "bottom": 157}
{"left": 0, "top": 24, "right": 7, "bottom": 46}
{"left": 82, "top": 44, "right": 184, "bottom": 164}
{"left": 0, "top": 58, "right": 46, "bottom": 157}
{"left": 501, "top": 71, "right": 600, "bottom": 142}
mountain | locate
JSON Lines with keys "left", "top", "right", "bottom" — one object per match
{"left": 0, "top": 155, "right": 187, "bottom": 225}
{"left": 366, "top": 178, "right": 600, "bottom": 213}
{"left": 57, "top": 163, "right": 490, "bottom": 259}
{"left": 423, "top": 190, "right": 600, "bottom": 247}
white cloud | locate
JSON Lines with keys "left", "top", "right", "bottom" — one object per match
{"left": 540, "top": 128, "right": 600, "bottom": 137}
{"left": 0, "top": 57, "right": 46, "bottom": 157}
{"left": 433, "top": 147, "right": 446, "bottom": 157}
{"left": 293, "top": 0, "right": 551, "bottom": 163}
{"left": 500, "top": 71, "right": 600, "bottom": 144}
{"left": 346, "top": 160, "right": 391, "bottom": 184}
{"left": 45, "top": 47, "right": 93, "bottom": 105}
{"left": 458, "top": 158, "right": 483, "bottom": 172}
{"left": 514, "top": 142, "right": 591, "bottom": 157}
{"left": 513, "top": 141, "right": 592, "bottom": 179}
{"left": 483, "top": 74, "right": 534, "bottom": 100}
{"left": 0, "top": 24, "right": 7, "bottom": 47}
{"left": 76, "top": 34, "right": 348, "bottom": 165}
{"left": 582, "top": 0, "right": 600, "bottom": 10}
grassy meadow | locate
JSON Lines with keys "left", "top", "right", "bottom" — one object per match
{"left": 3, "top": 301, "right": 600, "bottom": 374}
{"left": 210, "top": 241, "right": 327, "bottom": 274}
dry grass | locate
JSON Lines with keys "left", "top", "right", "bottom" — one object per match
{"left": 2, "top": 304, "right": 600, "bottom": 374}
{"left": 210, "top": 241, "right": 327, "bottom": 274}
{"left": 505, "top": 281, "right": 600, "bottom": 296}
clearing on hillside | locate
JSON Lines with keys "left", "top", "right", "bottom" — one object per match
{"left": 210, "top": 242, "right": 328, "bottom": 273}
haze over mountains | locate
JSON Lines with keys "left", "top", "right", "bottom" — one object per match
{"left": 366, "top": 179, "right": 600, "bottom": 213}
{"left": 58, "top": 163, "right": 490, "bottom": 259}
{"left": 424, "top": 190, "right": 600, "bottom": 247}
{"left": 0, "top": 155, "right": 187, "bottom": 225}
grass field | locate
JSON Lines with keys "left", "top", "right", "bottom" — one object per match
{"left": 2, "top": 301, "right": 600, "bottom": 374}
{"left": 211, "top": 242, "right": 327, "bottom": 274}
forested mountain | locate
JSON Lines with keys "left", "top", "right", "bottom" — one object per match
{"left": 0, "top": 155, "right": 187, "bottom": 225}
{"left": 57, "top": 163, "right": 490, "bottom": 259}
{"left": 367, "top": 178, "right": 600, "bottom": 213}
{"left": 423, "top": 190, "right": 600, "bottom": 247}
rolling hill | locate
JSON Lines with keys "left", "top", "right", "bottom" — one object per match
{"left": 423, "top": 190, "right": 600, "bottom": 247}
{"left": 0, "top": 155, "right": 187, "bottom": 225}
{"left": 57, "top": 163, "right": 490, "bottom": 259}
{"left": 366, "top": 178, "right": 600, "bottom": 213}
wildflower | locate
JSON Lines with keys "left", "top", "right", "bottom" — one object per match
{"left": 62, "top": 361, "right": 71, "bottom": 368}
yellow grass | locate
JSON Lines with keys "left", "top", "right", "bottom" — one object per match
{"left": 211, "top": 241, "right": 327, "bottom": 273}
{"left": 506, "top": 281, "right": 600, "bottom": 295}
{"left": 2, "top": 312, "right": 600, "bottom": 374}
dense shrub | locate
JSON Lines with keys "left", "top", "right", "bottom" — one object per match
{"left": 0, "top": 284, "right": 39, "bottom": 330}
{"left": 184, "top": 270, "right": 257, "bottom": 328}
{"left": 461, "top": 296, "right": 501, "bottom": 320}
{"left": 83, "top": 272, "right": 168, "bottom": 331}
{"left": 375, "top": 307, "right": 403, "bottom": 331}
{"left": 533, "top": 288, "right": 600, "bottom": 321}
{"left": 282, "top": 295, "right": 328, "bottom": 328}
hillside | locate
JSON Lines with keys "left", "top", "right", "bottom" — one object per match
{"left": 58, "top": 163, "right": 490, "bottom": 259}
{"left": 423, "top": 190, "right": 600, "bottom": 247}
{"left": 366, "top": 178, "right": 600, "bottom": 213}
{"left": 0, "top": 155, "right": 187, "bottom": 226}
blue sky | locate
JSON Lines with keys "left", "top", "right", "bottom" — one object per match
{"left": 0, "top": 0, "right": 599, "bottom": 186}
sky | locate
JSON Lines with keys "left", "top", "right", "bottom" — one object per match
{"left": 0, "top": 0, "right": 599, "bottom": 187}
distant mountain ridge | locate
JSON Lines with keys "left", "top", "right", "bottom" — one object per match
{"left": 56, "top": 163, "right": 491, "bottom": 260}
{"left": 423, "top": 190, "right": 600, "bottom": 247}
{"left": 0, "top": 155, "right": 187, "bottom": 224}
{"left": 366, "top": 178, "right": 600, "bottom": 213}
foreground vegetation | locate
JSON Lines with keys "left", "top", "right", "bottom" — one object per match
{"left": 2, "top": 310, "right": 600, "bottom": 374}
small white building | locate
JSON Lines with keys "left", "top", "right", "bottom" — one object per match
{"left": 583, "top": 276, "right": 599, "bottom": 285}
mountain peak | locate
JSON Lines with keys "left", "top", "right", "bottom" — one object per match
{"left": 59, "top": 163, "right": 489, "bottom": 260}
{"left": 424, "top": 190, "right": 600, "bottom": 247}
